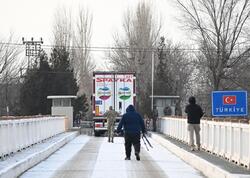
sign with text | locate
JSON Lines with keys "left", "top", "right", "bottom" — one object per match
{"left": 212, "top": 91, "right": 248, "bottom": 116}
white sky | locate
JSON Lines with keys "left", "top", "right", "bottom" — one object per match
{"left": 0, "top": 0, "right": 189, "bottom": 69}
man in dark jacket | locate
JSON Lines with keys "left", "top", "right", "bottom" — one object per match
{"left": 185, "top": 96, "right": 204, "bottom": 151}
{"left": 117, "top": 105, "right": 146, "bottom": 161}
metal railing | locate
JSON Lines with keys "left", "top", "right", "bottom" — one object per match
{"left": 0, "top": 116, "right": 65, "bottom": 157}
{"left": 158, "top": 117, "right": 250, "bottom": 168}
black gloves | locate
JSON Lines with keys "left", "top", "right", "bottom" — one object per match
{"left": 115, "top": 129, "right": 124, "bottom": 136}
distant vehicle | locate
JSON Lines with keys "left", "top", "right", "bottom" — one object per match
{"left": 92, "top": 71, "right": 136, "bottom": 136}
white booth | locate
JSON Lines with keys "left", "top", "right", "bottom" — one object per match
{"left": 150, "top": 95, "right": 180, "bottom": 117}
{"left": 47, "top": 95, "right": 77, "bottom": 129}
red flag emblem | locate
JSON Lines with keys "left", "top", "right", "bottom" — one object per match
{"left": 223, "top": 95, "right": 236, "bottom": 105}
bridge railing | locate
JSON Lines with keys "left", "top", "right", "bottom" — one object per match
{"left": 0, "top": 116, "right": 66, "bottom": 157}
{"left": 158, "top": 117, "right": 250, "bottom": 168}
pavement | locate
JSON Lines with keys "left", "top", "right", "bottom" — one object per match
{"left": 150, "top": 132, "right": 250, "bottom": 178}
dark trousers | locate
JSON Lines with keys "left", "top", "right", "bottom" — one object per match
{"left": 124, "top": 133, "right": 140, "bottom": 158}
{"left": 153, "top": 118, "right": 157, "bottom": 132}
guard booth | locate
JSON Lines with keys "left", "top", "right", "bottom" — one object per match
{"left": 47, "top": 95, "right": 77, "bottom": 129}
{"left": 150, "top": 95, "right": 180, "bottom": 117}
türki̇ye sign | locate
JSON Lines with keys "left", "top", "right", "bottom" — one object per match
{"left": 212, "top": 91, "right": 248, "bottom": 116}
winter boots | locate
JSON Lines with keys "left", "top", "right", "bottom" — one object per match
{"left": 125, "top": 157, "right": 131, "bottom": 160}
{"left": 135, "top": 153, "right": 140, "bottom": 161}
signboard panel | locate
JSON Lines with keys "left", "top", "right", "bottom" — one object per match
{"left": 115, "top": 74, "right": 134, "bottom": 115}
{"left": 94, "top": 73, "right": 135, "bottom": 116}
{"left": 212, "top": 91, "right": 248, "bottom": 116}
{"left": 95, "top": 74, "right": 114, "bottom": 116}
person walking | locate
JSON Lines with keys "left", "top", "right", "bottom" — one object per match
{"left": 74, "top": 113, "right": 81, "bottom": 127}
{"left": 104, "top": 106, "right": 119, "bottom": 143}
{"left": 144, "top": 114, "right": 151, "bottom": 131}
{"left": 185, "top": 96, "right": 204, "bottom": 151}
{"left": 152, "top": 106, "right": 158, "bottom": 132}
{"left": 116, "top": 105, "right": 146, "bottom": 161}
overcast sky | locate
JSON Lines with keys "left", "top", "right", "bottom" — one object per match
{"left": 0, "top": 0, "right": 188, "bottom": 69}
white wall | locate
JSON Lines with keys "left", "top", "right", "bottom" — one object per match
{"left": 51, "top": 107, "right": 73, "bottom": 128}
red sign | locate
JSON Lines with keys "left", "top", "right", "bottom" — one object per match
{"left": 96, "top": 78, "right": 132, "bottom": 82}
{"left": 223, "top": 95, "right": 236, "bottom": 105}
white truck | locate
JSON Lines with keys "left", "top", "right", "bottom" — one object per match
{"left": 92, "top": 71, "right": 136, "bottom": 136}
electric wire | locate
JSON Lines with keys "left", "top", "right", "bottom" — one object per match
{"left": 0, "top": 41, "right": 241, "bottom": 52}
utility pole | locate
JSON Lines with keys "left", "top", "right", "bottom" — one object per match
{"left": 151, "top": 50, "right": 154, "bottom": 111}
{"left": 22, "top": 37, "right": 43, "bottom": 68}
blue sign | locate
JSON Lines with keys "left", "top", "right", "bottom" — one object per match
{"left": 95, "top": 100, "right": 102, "bottom": 105}
{"left": 212, "top": 91, "right": 248, "bottom": 116}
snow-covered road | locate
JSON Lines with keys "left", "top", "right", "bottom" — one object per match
{"left": 20, "top": 135, "right": 205, "bottom": 178}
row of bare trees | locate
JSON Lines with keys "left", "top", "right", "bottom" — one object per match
{"left": 176, "top": 0, "right": 250, "bottom": 114}
{"left": 109, "top": 0, "right": 250, "bottom": 116}
{"left": 49, "top": 0, "right": 250, "bottom": 116}
{"left": 1, "top": 0, "right": 250, "bottom": 117}
{"left": 109, "top": 2, "right": 193, "bottom": 115}
{"left": 51, "top": 2, "right": 187, "bottom": 116}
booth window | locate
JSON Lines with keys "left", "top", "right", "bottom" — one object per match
{"left": 53, "top": 99, "right": 61, "bottom": 106}
{"left": 62, "top": 99, "right": 71, "bottom": 106}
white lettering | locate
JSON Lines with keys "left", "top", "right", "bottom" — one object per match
{"left": 215, "top": 107, "right": 245, "bottom": 113}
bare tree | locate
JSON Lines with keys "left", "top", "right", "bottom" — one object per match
{"left": 0, "top": 34, "right": 22, "bottom": 115}
{"left": 53, "top": 6, "right": 73, "bottom": 49}
{"left": 110, "top": 2, "right": 162, "bottom": 114}
{"left": 177, "top": 0, "right": 250, "bottom": 91}
{"left": 72, "top": 7, "right": 95, "bottom": 98}
{"left": 0, "top": 35, "right": 20, "bottom": 79}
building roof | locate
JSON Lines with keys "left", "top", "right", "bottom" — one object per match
{"left": 47, "top": 95, "right": 77, "bottom": 99}
{"left": 93, "top": 71, "right": 136, "bottom": 75}
{"left": 149, "top": 95, "right": 180, "bottom": 99}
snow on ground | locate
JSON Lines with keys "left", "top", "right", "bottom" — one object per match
{"left": 145, "top": 137, "right": 204, "bottom": 178}
{"left": 20, "top": 135, "right": 90, "bottom": 178}
{"left": 20, "top": 135, "right": 205, "bottom": 178}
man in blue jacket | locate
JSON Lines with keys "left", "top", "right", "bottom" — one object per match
{"left": 117, "top": 105, "right": 146, "bottom": 161}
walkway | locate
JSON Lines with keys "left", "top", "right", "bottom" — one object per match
{"left": 20, "top": 135, "right": 205, "bottom": 178}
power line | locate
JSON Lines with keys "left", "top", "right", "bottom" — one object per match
{"left": 0, "top": 42, "right": 24, "bottom": 46}
{"left": 0, "top": 41, "right": 218, "bottom": 52}
{"left": 1, "top": 41, "right": 250, "bottom": 53}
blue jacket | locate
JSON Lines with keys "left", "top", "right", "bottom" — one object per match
{"left": 117, "top": 105, "right": 146, "bottom": 134}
